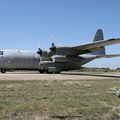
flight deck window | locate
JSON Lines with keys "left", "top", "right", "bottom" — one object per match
{"left": 0, "top": 51, "right": 3, "bottom": 55}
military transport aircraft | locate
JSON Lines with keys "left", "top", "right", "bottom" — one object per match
{"left": 0, "top": 29, "right": 120, "bottom": 73}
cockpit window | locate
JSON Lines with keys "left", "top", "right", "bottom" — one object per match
{"left": 0, "top": 51, "right": 3, "bottom": 55}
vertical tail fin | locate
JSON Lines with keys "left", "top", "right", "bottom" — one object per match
{"left": 92, "top": 29, "right": 106, "bottom": 55}
{"left": 93, "top": 29, "right": 104, "bottom": 42}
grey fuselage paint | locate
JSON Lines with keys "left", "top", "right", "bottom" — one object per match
{"left": 0, "top": 50, "right": 94, "bottom": 72}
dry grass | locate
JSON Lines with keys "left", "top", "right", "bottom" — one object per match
{"left": 0, "top": 79, "right": 120, "bottom": 120}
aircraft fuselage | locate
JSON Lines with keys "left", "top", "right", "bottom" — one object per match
{"left": 0, "top": 50, "right": 93, "bottom": 73}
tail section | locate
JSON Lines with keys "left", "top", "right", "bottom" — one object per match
{"left": 92, "top": 29, "right": 106, "bottom": 55}
{"left": 93, "top": 29, "right": 104, "bottom": 42}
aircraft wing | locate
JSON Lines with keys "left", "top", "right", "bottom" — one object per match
{"left": 54, "top": 38, "right": 120, "bottom": 56}
{"left": 71, "top": 38, "right": 120, "bottom": 55}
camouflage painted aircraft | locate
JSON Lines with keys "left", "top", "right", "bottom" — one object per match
{"left": 0, "top": 29, "right": 120, "bottom": 73}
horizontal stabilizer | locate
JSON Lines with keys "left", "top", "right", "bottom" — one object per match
{"left": 96, "top": 54, "right": 120, "bottom": 58}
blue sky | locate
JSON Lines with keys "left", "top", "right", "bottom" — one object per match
{"left": 0, "top": 0, "right": 120, "bottom": 68}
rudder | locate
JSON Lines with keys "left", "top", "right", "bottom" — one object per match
{"left": 92, "top": 29, "right": 105, "bottom": 55}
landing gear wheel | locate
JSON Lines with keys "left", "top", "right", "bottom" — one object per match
{"left": 1, "top": 69, "right": 6, "bottom": 73}
{"left": 55, "top": 72, "right": 60, "bottom": 74}
{"left": 39, "top": 70, "right": 45, "bottom": 74}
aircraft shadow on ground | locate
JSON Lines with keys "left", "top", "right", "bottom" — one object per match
{"left": 62, "top": 72, "right": 120, "bottom": 79}
{"left": 4, "top": 72, "right": 120, "bottom": 79}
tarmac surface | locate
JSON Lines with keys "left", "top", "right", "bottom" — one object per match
{"left": 0, "top": 71, "right": 120, "bottom": 81}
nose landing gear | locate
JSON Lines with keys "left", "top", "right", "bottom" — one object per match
{"left": 1, "top": 69, "right": 6, "bottom": 73}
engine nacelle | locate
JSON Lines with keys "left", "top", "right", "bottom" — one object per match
{"left": 51, "top": 55, "right": 66, "bottom": 62}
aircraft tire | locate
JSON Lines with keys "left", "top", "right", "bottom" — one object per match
{"left": 39, "top": 70, "right": 45, "bottom": 73}
{"left": 1, "top": 69, "right": 6, "bottom": 73}
{"left": 55, "top": 72, "right": 60, "bottom": 74}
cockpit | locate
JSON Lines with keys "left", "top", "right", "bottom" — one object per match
{"left": 0, "top": 51, "right": 4, "bottom": 55}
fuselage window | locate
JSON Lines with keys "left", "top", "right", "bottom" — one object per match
{"left": 0, "top": 51, "right": 3, "bottom": 55}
